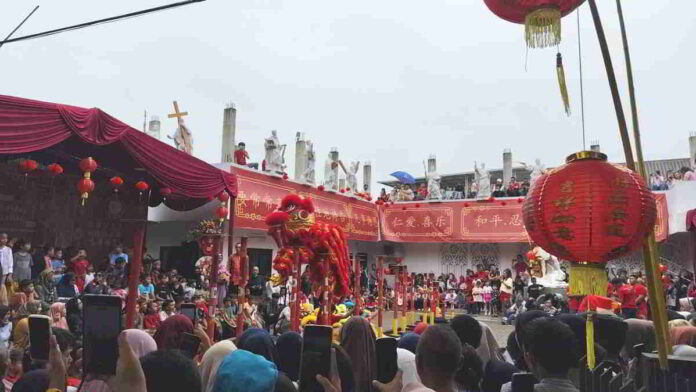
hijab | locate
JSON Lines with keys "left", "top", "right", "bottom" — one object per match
{"left": 670, "top": 326, "right": 696, "bottom": 347}
{"left": 153, "top": 314, "right": 193, "bottom": 350}
{"left": 50, "top": 303, "right": 68, "bottom": 330}
{"left": 65, "top": 297, "right": 82, "bottom": 336}
{"left": 56, "top": 274, "right": 77, "bottom": 298}
{"left": 340, "top": 316, "right": 377, "bottom": 392}
{"left": 37, "top": 270, "right": 55, "bottom": 291}
{"left": 275, "top": 332, "right": 302, "bottom": 381}
{"left": 201, "top": 340, "right": 237, "bottom": 392}
{"left": 237, "top": 328, "right": 278, "bottom": 364}
{"left": 123, "top": 329, "right": 158, "bottom": 357}
{"left": 398, "top": 333, "right": 420, "bottom": 354}
{"left": 397, "top": 348, "right": 419, "bottom": 387}
{"left": 11, "top": 369, "right": 48, "bottom": 392}
{"left": 622, "top": 319, "right": 655, "bottom": 359}
{"left": 673, "top": 344, "right": 696, "bottom": 357}
{"left": 213, "top": 350, "right": 277, "bottom": 392}
{"left": 12, "top": 317, "right": 29, "bottom": 350}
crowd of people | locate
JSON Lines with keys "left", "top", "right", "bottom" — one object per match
{"left": 2, "top": 230, "right": 696, "bottom": 392}
{"left": 377, "top": 177, "right": 530, "bottom": 203}
{"left": 649, "top": 167, "right": 696, "bottom": 190}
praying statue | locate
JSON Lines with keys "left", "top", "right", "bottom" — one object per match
{"left": 426, "top": 167, "right": 443, "bottom": 200}
{"left": 519, "top": 159, "right": 546, "bottom": 189}
{"left": 474, "top": 161, "right": 491, "bottom": 199}
{"left": 323, "top": 152, "right": 339, "bottom": 191}
{"left": 346, "top": 161, "right": 360, "bottom": 193}
{"left": 302, "top": 141, "right": 316, "bottom": 184}
{"left": 168, "top": 117, "right": 193, "bottom": 155}
{"left": 264, "top": 130, "right": 286, "bottom": 174}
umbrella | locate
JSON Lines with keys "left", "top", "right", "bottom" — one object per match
{"left": 390, "top": 171, "right": 416, "bottom": 184}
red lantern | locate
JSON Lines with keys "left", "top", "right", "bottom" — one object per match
{"left": 501, "top": 201, "right": 507, "bottom": 206}
{"left": 76, "top": 178, "right": 95, "bottom": 206}
{"left": 110, "top": 176, "right": 124, "bottom": 192}
{"left": 135, "top": 181, "right": 149, "bottom": 192}
{"left": 19, "top": 159, "right": 38, "bottom": 176}
{"left": 401, "top": 206, "right": 406, "bottom": 211}
{"left": 47, "top": 163, "right": 63, "bottom": 175}
{"left": 483, "top": 0, "right": 585, "bottom": 48}
{"left": 216, "top": 205, "right": 229, "bottom": 222}
{"left": 79, "top": 157, "right": 98, "bottom": 173}
{"left": 346, "top": 187, "right": 351, "bottom": 191}
{"left": 218, "top": 191, "right": 230, "bottom": 203}
{"left": 517, "top": 198, "right": 524, "bottom": 203}
{"left": 415, "top": 204, "right": 420, "bottom": 208}
{"left": 160, "top": 187, "right": 172, "bottom": 199}
{"left": 318, "top": 185, "right": 325, "bottom": 191}
{"left": 523, "top": 151, "right": 656, "bottom": 295}
{"left": 659, "top": 264, "right": 667, "bottom": 274}
{"left": 282, "top": 173, "right": 289, "bottom": 180}
{"left": 339, "top": 189, "right": 345, "bottom": 193}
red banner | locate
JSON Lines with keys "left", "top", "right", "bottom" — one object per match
{"left": 381, "top": 195, "right": 669, "bottom": 243}
{"left": 231, "top": 167, "right": 379, "bottom": 241}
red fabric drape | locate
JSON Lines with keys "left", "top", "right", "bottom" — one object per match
{"left": 0, "top": 95, "right": 236, "bottom": 202}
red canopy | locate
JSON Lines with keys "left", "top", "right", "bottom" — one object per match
{"left": 0, "top": 95, "right": 236, "bottom": 210}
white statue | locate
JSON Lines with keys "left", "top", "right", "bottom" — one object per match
{"left": 427, "top": 169, "right": 443, "bottom": 200}
{"left": 302, "top": 141, "right": 316, "bottom": 184}
{"left": 474, "top": 161, "right": 491, "bottom": 199}
{"left": 264, "top": 130, "right": 286, "bottom": 174}
{"left": 346, "top": 161, "right": 360, "bottom": 192}
{"left": 520, "top": 159, "right": 546, "bottom": 188}
{"left": 323, "top": 153, "right": 339, "bottom": 190}
{"left": 167, "top": 118, "right": 193, "bottom": 155}
{"left": 529, "top": 247, "right": 568, "bottom": 289}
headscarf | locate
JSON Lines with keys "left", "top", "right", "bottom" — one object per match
{"left": 413, "top": 322, "right": 428, "bottom": 335}
{"left": 153, "top": 314, "right": 193, "bottom": 350}
{"left": 622, "top": 319, "right": 655, "bottom": 359}
{"left": 477, "top": 321, "right": 503, "bottom": 365}
{"left": 340, "top": 316, "right": 376, "bottom": 392}
{"left": 481, "top": 359, "right": 518, "bottom": 392}
{"left": 65, "top": 297, "right": 82, "bottom": 336}
{"left": 669, "top": 319, "right": 691, "bottom": 329}
{"left": 592, "top": 314, "right": 628, "bottom": 359}
{"left": 398, "top": 333, "right": 420, "bottom": 354}
{"left": 201, "top": 340, "right": 237, "bottom": 392}
{"left": 275, "top": 332, "right": 302, "bottom": 381}
{"left": 673, "top": 344, "right": 696, "bottom": 357}
{"left": 11, "top": 369, "right": 48, "bottom": 392}
{"left": 123, "top": 329, "right": 158, "bottom": 357}
{"left": 671, "top": 326, "right": 696, "bottom": 347}
{"left": 56, "top": 273, "right": 77, "bottom": 298}
{"left": 397, "top": 348, "right": 419, "bottom": 387}
{"left": 50, "top": 303, "right": 68, "bottom": 330}
{"left": 38, "top": 269, "right": 55, "bottom": 291}
{"left": 213, "top": 350, "right": 277, "bottom": 392}
{"left": 237, "top": 328, "right": 278, "bottom": 364}
{"left": 12, "top": 317, "right": 29, "bottom": 350}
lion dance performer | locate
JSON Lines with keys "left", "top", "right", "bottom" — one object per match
{"left": 265, "top": 194, "right": 352, "bottom": 327}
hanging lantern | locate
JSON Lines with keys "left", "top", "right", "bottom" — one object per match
{"left": 218, "top": 191, "right": 230, "bottom": 203}
{"left": 215, "top": 205, "right": 229, "bottom": 222}
{"left": 160, "top": 187, "right": 172, "bottom": 200}
{"left": 77, "top": 157, "right": 98, "bottom": 205}
{"left": 523, "top": 151, "right": 656, "bottom": 295}
{"left": 19, "top": 159, "right": 38, "bottom": 177}
{"left": 318, "top": 185, "right": 325, "bottom": 191}
{"left": 110, "top": 176, "right": 124, "bottom": 192}
{"left": 47, "top": 163, "right": 63, "bottom": 176}
{"left": 135, "top": 181, "right": 149, "bottom": 192}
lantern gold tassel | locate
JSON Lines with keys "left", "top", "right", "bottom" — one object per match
{"left": 568, "top": 262, "right": 607, "bottom": 296}
{"left": 525, "top": 7, "right": 561, "bottom": 48}
{"left": 557, "top": 53, "right": 571, "bottom": 116}
{"left": 586, "top": 313, "right": 596, "bottom": 369}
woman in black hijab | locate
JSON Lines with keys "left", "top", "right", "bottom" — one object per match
{"left": 65, "top": 297, "right": 82, "bottom": 337}
{"left": 275, "top": 332, "right": 302, "bottom": 381}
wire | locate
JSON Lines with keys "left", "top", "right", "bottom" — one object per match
{"left": 0, "top": 5, "right": 40, "bottom": 50}
{"left": 0, "top": 0, "right": 205, "bottom": 46}
{"left": 577, "top": 8, "right": 587, "bottom": 150}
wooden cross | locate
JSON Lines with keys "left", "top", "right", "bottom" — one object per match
{"left": 167, "top": 100, "right": 188, "bottom": 120}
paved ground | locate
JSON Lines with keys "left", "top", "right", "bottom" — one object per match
{"left": 375, "top": 311, "right": 514, "bottom": 347}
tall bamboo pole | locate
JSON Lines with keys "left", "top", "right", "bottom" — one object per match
{"left": 615, "top": 0, "right": 671, "bottom": 368}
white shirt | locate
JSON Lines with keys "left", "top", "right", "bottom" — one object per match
{"left": 0, "top": 322, "right": 11, "bottom": 349}
{"left": 501, "top": 377, "right": 579, "bottom": 392}
{"left": 0, "top": 246, "right": 13, "bottom": 275}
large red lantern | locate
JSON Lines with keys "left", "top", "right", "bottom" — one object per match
{"left": 218, "top": 191, "right": 230, "bottom": 203}
{"left": 78, "top": 157, "right": 98, "bottom": 205}
{"left": 523, "top": 151, "right": 656, "bottom": 295}
{"left": 79, "top": 157, "right": 98, "bottom": 173}
{"left": 135, "top": 181, "right": 149, "bottom": 192}
{"left": 215, "top": 205, "right": 229, "bottom": 222}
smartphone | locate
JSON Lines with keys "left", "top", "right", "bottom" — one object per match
{"left": 83, "top": 295, "right": 122, "bottom": 375}
{"left": 181, "top": 303, "right": 196, "bottom": 323}
{"left": 511, "top": 373, "right": 536, "bottom": 392}
{"left": 180, "top": 332, "right": 201, "bottom": 359}
{"left": 299, "top": 325, "right": 333, "bottom": 392}
{"left": 376, "top": 337, "right": 398, "bottom": 384}
{"left": 28, "top": 315, "right": 52, "bottom": 361}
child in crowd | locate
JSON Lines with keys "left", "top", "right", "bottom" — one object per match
{"left": 472, "top": 280, "right": 483, "bottom": 314}
{"left": 483, "top": 281, "right": 493, "bottom": 316}
{"left": 138, "top": 275, "right": 156, "bottom": 300}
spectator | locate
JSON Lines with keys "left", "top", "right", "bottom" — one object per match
{"left": 68, "top": 249, "right": 90, "bottom": 292}
{"left": 501, "top": 318, "right": 579, "bottom": 392}
{"left": 65, "top": 297, "right": 82, "bottom": 337}
{"left": 140, "top": 350, "right": 202, "bottom": 392}
{"left": 200, "top": 340, "right": 237, "bottom": 392}
{"left": 378, "top": 188, "right": 390, "bottom": 203}
{"left": 84, "top": 272, "right": 110, "bottom": 295}
{"left": 211, "top": 349, "right": 276, "bottom": 392}
{"left": 56, "top": 273, "right": 78, "bottom": 299}
{"left": 51, "top": 248, "right": 65, "bottom": 276}
{"left": 619, "top": 276, "right": 638, "bottom": 319}
{"left": 50, "top": 303, "right": 68, "bottom": 330}
{"left": 275, "top": 332, "right": 302, "bottom": 382}
{"left": 492, "top": 179, "right": 506, "bottom": 197}
{"left": 0, "top": 306, "right": 10, "bottom": 349}
{"left": 109, "top": 244, "right": 129, "bottom": 265}
{"left": 34, "top": 270, "right": 57, "bottom": 309}
{"left": 340, "top": 316, "right": 376, "bottom": 392}
{"left": 138, "top": 275, "right": 156, "bottom": 300}
{"left": 234, "top": 142, "right": 250, "bottom": 166}
{"left": 507, "top": 176, "right": 521, "bottom": 197}
{"left": 249, "top": 266, "right": 266, "bottom": 297}
{"left": 416, "top": 183, "right": 428, "bottom": 201}
{"left": 13, "top": 240, "right": 32, "bottom": 284}
{"left": 0, "top": 233, "right": 11, "bottom": 307}
{"left": 681, "top": 166, "right": 696, "bottom": 181}
{"left": 527, "top": 277, "right": 544, "bottom": 300}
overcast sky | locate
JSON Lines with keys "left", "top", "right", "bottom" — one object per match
{"left": 2, "top": 0, "right": 694, "bottom": 191}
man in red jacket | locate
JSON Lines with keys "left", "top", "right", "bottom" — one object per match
{"left": 619, "top": 275, "right": 638, "bottom": 319}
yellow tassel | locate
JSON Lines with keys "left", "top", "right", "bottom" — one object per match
{"left": 557, "top": 53, "right": 571, "bottom": 116}
{"left": 525, "top": 8, "right": 561, "bottom": 48}
{"left": 586, "top": 313, "right": 595, "bottom": 369}
{"left": 569, "top": 262, "right": 607, "bottom": 296}
{"left": 392, "top": 319, "right": 398, "bottom": 335}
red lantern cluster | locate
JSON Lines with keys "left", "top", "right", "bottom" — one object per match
{"left": 19, "top": 159, "right": 38, "bottom": 175}
{"left": 216, "top": 205, "right": 229, "bottom": 222}
{"left": 218, "top": 191, "right": 230, "bottom": 203}
{"left": 522, "top": 151, "right": 656, "bottom": 263}
{"left": 78, "top": 157, "right": 98, "bottom": 205}
{"left": 47, "top": 163, "right": 63, "bottom": 176}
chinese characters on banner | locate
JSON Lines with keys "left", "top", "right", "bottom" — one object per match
{"left": 230, "top": 167, "right": 379, "bottom": 241}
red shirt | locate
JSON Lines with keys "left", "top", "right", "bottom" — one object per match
{"left": 619, "top": 284, "right": 638, "bottom": 309}
{"left": 144, "top": 314, "right": 161, "bottom": 329}
{"left": 234, "top": 149, "right": 248, "bottom": 165}
{"left": 634, "top": 284, "right": 648, "bottom": 317}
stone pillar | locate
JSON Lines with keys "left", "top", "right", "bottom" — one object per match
{"left": 146, "top": 115, "right": 160, "bottom": 140}
{"left": 503, "top": 148, "right": 512, "bottom": 188}
{"left": 221, "top": 103, "right": 236, "bottom": 163}
{"left": 427, "top": 154, "right": 437, "bottom": 173}
{"left": 338, "top": 178, "right": 346, "bottom": 191}
{"left": 330, "top": 148, "right": 339, "bottom": 191}
{"left": 590, "top": 140, "right": 601, "bottom": 152}
{"left": 689, "top": 132, "right": 696, "bottom": 169}
{"left": 294, "top": 132, "right": 307, "bottom": 181}
{"left": 363, "top": 161, "right": 372, "bottom": 193}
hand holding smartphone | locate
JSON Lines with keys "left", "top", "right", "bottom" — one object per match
{"left": 180, "top": 303, "right": 196, "bottom": 323}
{"left": 375, "top": 337, "right": 398, "bottom": 384}
{"left": 83, "top": 295, "right": 122, "bottom": 375}
{"left": 511, "top": 372, "right": 536, "bottom": 392}
{"left": 299, "top": 325, "right": 332, "bottom": 392}
{"left": 29, "top": 315, "right": 52, "bottom": 361}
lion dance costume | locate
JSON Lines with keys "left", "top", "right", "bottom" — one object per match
{"left": 265, "top": 194, "right": 352, "bottom": 325}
